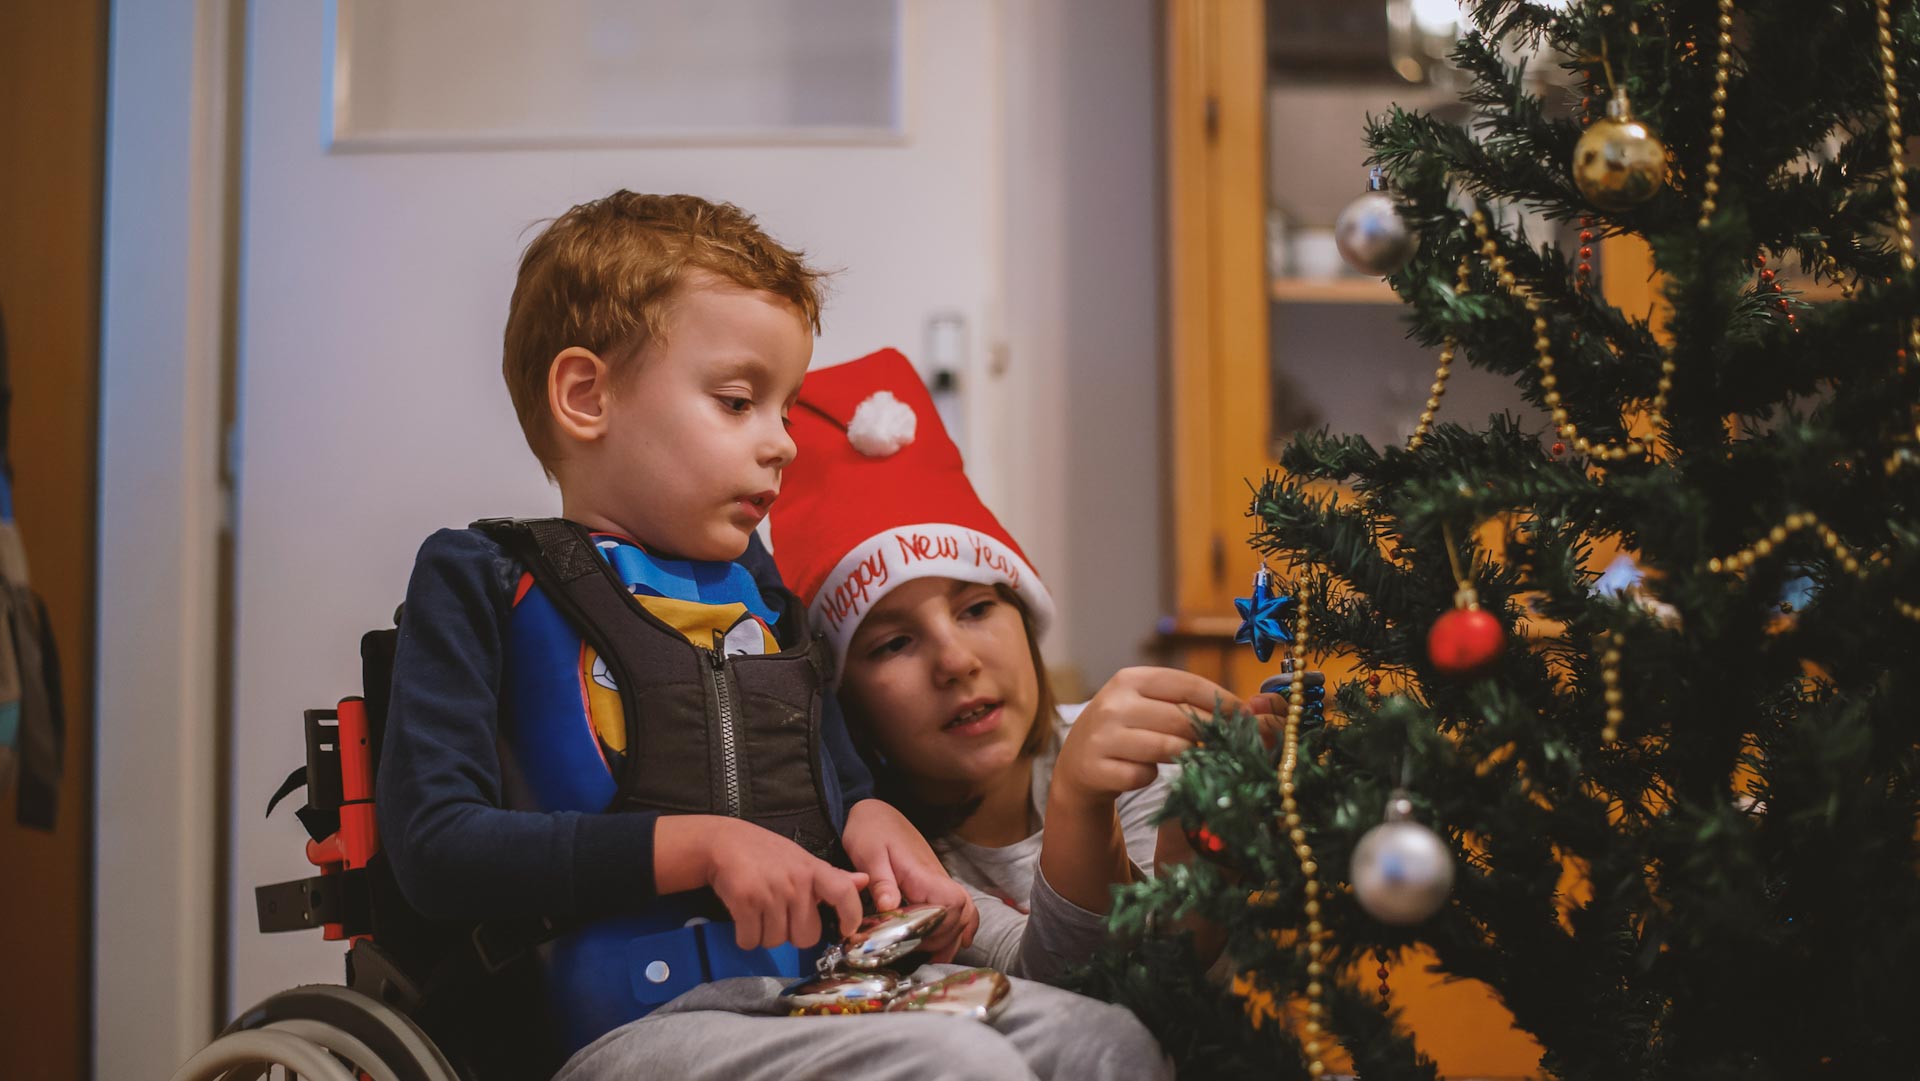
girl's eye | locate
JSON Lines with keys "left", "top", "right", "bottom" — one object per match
{"left": 869, "top": 635, "right": 910, "bottom": 659}
{"left": 961, "top": 599, "right": 996, "bottom": 620}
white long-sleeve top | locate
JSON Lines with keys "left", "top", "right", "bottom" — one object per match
{"left": 936, "top": 703, "right": 1176, "bottom": 984}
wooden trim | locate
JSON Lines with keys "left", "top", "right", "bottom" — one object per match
{"left": 1209, "top": 0, "right": 1271, "bottom": 617}
{"left": 0, "top": 2, "right": 106, "bottom": 1078}
{"left": 1272, "top": 276, "right": 1400, "bottom": 305}
{"left": 1166, "top": 0, "right": 1268, "bottom": 622}
{"left": 1601, "top": 232, "right": 1664, "bottom": 334}
{"left": 1166, "top": 0, "right": 1216, "bottom": 621}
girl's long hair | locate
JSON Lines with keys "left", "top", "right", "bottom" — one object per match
{"left": 842, "top": 584, "right": 1059, "bottom": 840}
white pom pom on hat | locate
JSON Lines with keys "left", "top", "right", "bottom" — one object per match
{"left": 846, "top": 390, "right": 917, "bottom": 457}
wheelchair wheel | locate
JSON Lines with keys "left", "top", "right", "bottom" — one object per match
{"left": 167, "top": 1028, "right": 357, "bottom": 1081}
{"left": 214, "top": 984, "right": 463, "bottom": 1081}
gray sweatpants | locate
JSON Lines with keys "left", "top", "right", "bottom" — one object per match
{"left": 552, "top": 964, "right": 1173, "bottom": 1081}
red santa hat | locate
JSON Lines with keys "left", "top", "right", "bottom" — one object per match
{"left": 768, "top": 348, "right": 1054, "bottom": 675}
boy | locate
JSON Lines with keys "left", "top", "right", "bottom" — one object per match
{"left": 375, "top": 192, "right": 980, "bottom": 1069}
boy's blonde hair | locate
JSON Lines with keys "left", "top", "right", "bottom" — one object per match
{"left": 502, "top": 191, "right": 827, "bottom": 472}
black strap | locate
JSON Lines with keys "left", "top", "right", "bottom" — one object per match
{"left": 265, "top": 766, "right": 307, "bottom": 818}
{"left": 471, "top": 518, "right": 660, "bottom": 810}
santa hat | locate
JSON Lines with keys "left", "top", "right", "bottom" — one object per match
{"left": 769, "top": 348, "right": 1054, "bottom": 675}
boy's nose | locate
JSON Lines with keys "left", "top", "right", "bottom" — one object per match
{"left": 765, "top": 421, "right": 797, "bottom": 467}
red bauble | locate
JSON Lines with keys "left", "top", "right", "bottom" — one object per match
{"left": 1427, "top": 606, "right": 1505, "bottom": 678}
{"left": 1185, "top": 824, "right": 1232, "bottom": 864}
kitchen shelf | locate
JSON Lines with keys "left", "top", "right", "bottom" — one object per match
{"left": 1270, "top": 276, "right": 1400, "bottom": 305}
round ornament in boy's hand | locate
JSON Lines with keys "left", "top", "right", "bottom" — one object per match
{"left": 1351, "top": 792, "right": 1454, "bottom": 925}
{"left": 840, "top": 903, "right": 948, "bottom": 970}
{"left": 884, "top": 967, "right": 1012, "bottom": 1022}
{"left": 779, "top": 970, "right": 902, "bottom": 1015}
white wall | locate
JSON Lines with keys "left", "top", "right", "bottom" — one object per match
{"left": 1000, "top": 0, "right": 1164, "bottom": 690}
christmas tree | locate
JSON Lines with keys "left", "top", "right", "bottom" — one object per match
{"left": 1087, "top": 3, "right": 1920, "bottom": 1079}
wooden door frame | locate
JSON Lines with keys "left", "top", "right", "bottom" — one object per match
{"left": 0, "top": 3, "right": 107, "bottom": 1078}
{"left": 1164, "top": 0, "right": 1268, "bottom": 676}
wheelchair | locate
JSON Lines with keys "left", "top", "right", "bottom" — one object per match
{"left": 171, "top": 626, "right": 559, "bottom": 1081}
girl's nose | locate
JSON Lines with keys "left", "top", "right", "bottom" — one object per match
{"left": 931, "top": 628, "right": 982, "bottom": 685}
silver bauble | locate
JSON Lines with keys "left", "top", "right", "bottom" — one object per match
{"left": 1334, "top": 191, "right": 1420, "bottom": 277}
{"left": 1350, "top": 793, "right": 1454, "bottom": 925}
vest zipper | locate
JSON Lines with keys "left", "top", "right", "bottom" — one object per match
{"left": 708, "top": 649, "right": 743, "bottom": 817}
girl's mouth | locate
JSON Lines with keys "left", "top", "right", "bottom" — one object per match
{"left": 943, "top": 701, "right": 1003, "bottom": 736}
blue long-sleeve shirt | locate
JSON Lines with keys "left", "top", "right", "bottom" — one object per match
{"left": 375, "top": 526, "right": 873, "bottom": 923}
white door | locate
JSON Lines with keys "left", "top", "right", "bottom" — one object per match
{"left": 228, "top": 0, "right": 1007, "bottom": 1011}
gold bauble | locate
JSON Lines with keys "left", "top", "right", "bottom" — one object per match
{"left": 1572, "top": 89, "right": 1668, "bottom": 211}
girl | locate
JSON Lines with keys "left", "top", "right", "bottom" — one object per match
{"left": 769, "top": 349, "right": 1274, "bottom": 983}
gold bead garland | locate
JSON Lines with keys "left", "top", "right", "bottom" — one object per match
{"left": 1706, "top": 510, "right": 1856, "bottom": 575}
{"left": 1704, "top": 510, "right": 1920, "bottom": 622}
{"left": 1469, "top": 210, "right": 1673, "bottom": 462}
{"left": 1879, "top": 0, "right": 1915, "bottom": 276}
{"left": 1876, "top": 0, "right": 1920, "bottom": 357}
{"left": 1599, "top": 631, "right": 1625, "bottom": 743}
{"left": 1814, "top": 239, "right": 1860, "bottom": 301}
{"left": 1278, "top": 623, "right": 1330, "bottom": 1077}
{"left": 1409, "top": 255, "right": 1473, "bottom": 451}
{"left": 1698, "top": 0, "right": 1736, "bottom": 229}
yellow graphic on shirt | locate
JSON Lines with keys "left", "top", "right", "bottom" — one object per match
{"left": 581, "top": 595, "right": 779, "bottom": 754}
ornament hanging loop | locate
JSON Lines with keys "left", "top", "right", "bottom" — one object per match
{"left": 1443, "top": 522, "right": 1466, "bottom": 591}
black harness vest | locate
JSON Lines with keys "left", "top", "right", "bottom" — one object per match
{"left": 474, "top": 517, "right": 846, "bottom": 866}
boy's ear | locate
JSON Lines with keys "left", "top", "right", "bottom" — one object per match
{"left": 548, "top": 346, "right": 612, "bottom": 445}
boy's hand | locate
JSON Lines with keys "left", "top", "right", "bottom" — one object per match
{"left": 656, "top": 815, "right": 868, "bottom": 952}
{"left": 841, "top": 798, "right": 978, "bottom": 962}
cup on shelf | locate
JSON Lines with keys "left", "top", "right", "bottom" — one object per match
{"left": 1289, "top": 227, "right": 1346, "bottom": 280}
{"left": 1266, "top": 207, "right": 1292, "bottom": 278}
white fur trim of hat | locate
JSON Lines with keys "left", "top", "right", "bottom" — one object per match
{"left": 807, "top": 522, "right": 1056, "bottom": 681}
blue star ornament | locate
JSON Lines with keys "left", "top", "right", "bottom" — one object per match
{"left": 1233, "top": 565, "right": 1297, "bottom": 663}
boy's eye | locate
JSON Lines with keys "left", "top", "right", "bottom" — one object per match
{"left": 722, "top": 397, "right": 752, "bottom": 414}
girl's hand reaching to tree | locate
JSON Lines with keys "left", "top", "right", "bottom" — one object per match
{"left": 1049, "top": 666, "right": 1273, "bottom": 812}
{"left": 1040, "top": 667, "right": 1273, "bottom": 912}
